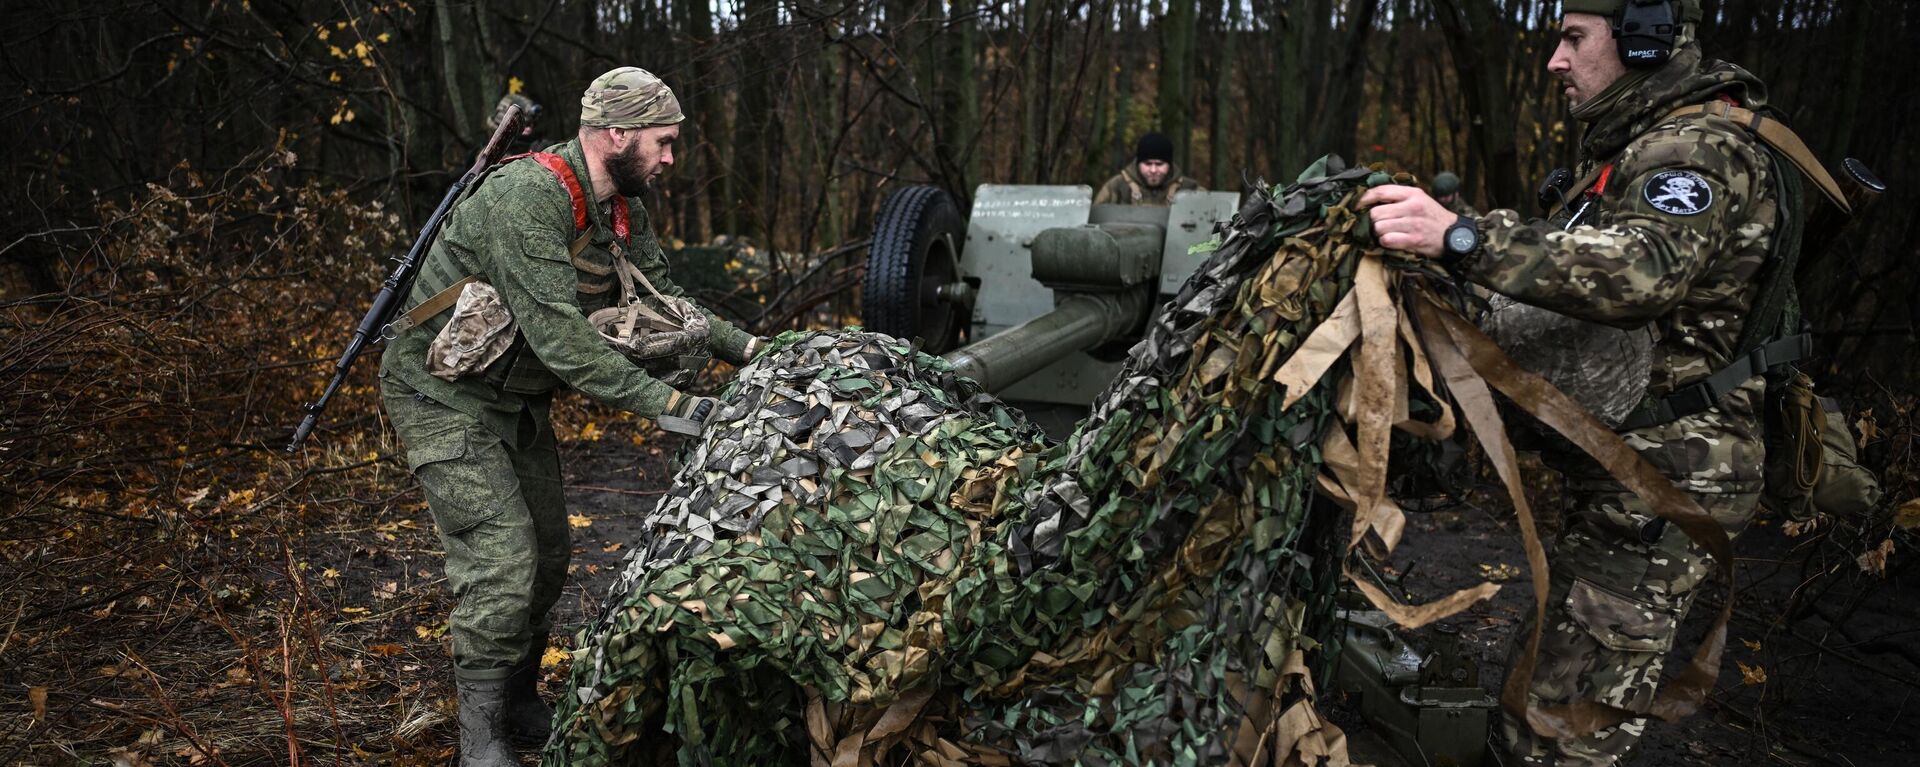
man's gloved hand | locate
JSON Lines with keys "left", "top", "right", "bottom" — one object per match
{"left": 658, "top": 391, "right": 719, "bottom": 436}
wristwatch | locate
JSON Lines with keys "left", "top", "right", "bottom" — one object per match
{"left": 1441, "top": 215, "right": 1483, "bottom": 266}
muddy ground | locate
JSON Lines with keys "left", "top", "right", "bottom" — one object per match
{"left": 538, "top": 433, "right": 1918, "bottom": 767}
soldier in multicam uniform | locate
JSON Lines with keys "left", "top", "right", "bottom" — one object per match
{"left": 1363, "top": 1, "right": 1795, "bottom": 763}
{"left": 379, "top": 67, "right": 763, "bottom": 765}
{"left": 1093, "top": 132, "right": 1206, "bottom": 206}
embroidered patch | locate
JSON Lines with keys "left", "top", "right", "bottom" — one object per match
{"left": 1643, "top": 170, "right": 1713, "bottom": 216}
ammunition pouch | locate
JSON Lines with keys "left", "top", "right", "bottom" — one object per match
{"left": 1757, "top": 373, "right": 1884, "bottom": 522}
{"left": 427, "top": 281, "right": 518, "bottom": 381}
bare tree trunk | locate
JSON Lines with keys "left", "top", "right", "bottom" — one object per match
{"left": 1432, "top": 0, "right": 1522, "bottom": 206}
{"left": 1158, "top": 0, "right": 1197, "bottom": 166}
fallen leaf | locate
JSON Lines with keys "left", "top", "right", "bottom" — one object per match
{"left": 322, "top": 567, "right": 341, "bottom": 579}
{"left": 1741, "top": 639, "right": 1762, "bottom": 652}
{"left": 372, "top": 581, "right": 398, "bottom": 600}
{"left": 28, "top": 686, "right": 47, "bottom": 721}
{"left": 1781, "top": 516, "right": 1823, "bottom": 537}
{"left": 1857, "top": 538, "right": 1895, "bottom": 577}
{"left": 541, "top": 646, "right": 571, "bottom": 668}
{"left": 568, "top": 514, "right": 594, "bottom": 528}
{"left": 340, "top": 606, "right": 368, "bottom": 614}
{"left": 1893, "top": 498, "right": 1920, "bottom": 530}
{"left": 110, "top": 750, "right": 153, "bottom": 767}
{"left": 367, "top": 643, "right": 405, "bottom": 657}
{"left": 601, "top": 542, "right": 624, "bottom": 553}
{"left": 1736, "top": 661, "right": 1768, "bottom": 685}
{"left": 1476, "top": 562, "right": 1522, "bottom": 582}
{"left": 181, "top": 487, "right": 210, "bottom": 506}
{"left": 1855, "top": 409, "right": 1878, "bottom": 449}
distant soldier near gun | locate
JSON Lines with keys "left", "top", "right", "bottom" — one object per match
{"left": 1093, "top": 131, "right": 1206, "bottom": 206}
{"left": 377, "top": 67, "right": 763, "bottom": 765}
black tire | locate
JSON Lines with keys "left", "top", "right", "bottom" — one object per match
{"left": 863, "top": 185, "right": 968, "bottom": 353}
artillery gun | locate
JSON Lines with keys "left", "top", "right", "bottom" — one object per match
{"left": 861, "top": 182, "right": 1499, "bottom": 766}
{"left": 862, "top": 184, "right": 1239, "bottom": 431}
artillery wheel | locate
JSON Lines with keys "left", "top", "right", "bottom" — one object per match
{"left": 864, "top": 185, "right": 968, "bottom": 354}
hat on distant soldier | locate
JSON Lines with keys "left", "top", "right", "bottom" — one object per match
{"left": 487, "top": 93, "right": 541, "bottom": 131}
{"left": 580, "top": 67, "right": 686, "bottom": 128}
{"left": 1135, "top": 132, "right": 1174, "bottom": 164}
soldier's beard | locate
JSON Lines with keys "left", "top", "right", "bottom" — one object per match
{"left": 609, "top": 143, "right": 656, "bottom": 197}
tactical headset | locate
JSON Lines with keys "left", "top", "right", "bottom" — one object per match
{"left": 1614, "top": 0, "right": 1681, "bottom": 68}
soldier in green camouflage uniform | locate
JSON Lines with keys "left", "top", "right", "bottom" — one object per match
{"left": 379, "top": 67, "right": 762, "bottom": 766}
{"left": 1430, "top": 171, "right": 1479, "bottom": 217}
{"left": 1093, "top": 131, "right": 1206, "bottom": 206}
{"left": 1363, "top": 1, "right": 1788, "bottom": 763}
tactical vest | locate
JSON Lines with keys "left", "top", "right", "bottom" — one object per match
{"left": 1544, "top": 98, "right": 1847, "bottom": 431}
{"left": 397, "top": 152, "right": 632, "bottom": 396}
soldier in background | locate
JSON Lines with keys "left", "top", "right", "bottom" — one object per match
{"left": 1430, "top": 171, "right": 1478, "bottom": 216}
{"left": 1362, "top": 0, "right": 1800, "bottom": 763}
{"left": 381, "top": 67, "right": 762, "bottom": 765}
{"left": 486, "top": 93, "right": 545, "bottom": 154}
{"left": 1093, "top": 132, "right": 1206, "bottom": 206}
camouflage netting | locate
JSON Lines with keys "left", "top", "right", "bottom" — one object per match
{"left": 546, "top": 154, "right": 1734, "bottom": 766}
{"left": 545, "top": 159, "right": 1386, "bottom": 766}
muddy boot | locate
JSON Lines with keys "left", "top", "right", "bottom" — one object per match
{"left": 454, "top": 673, "right": 518, "bottom": 767}
{"left": 503, "top": 649, "right": 553, "bottom": 747}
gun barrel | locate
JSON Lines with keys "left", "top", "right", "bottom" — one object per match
{"left": 943, "top": 290, "right": 1146, "bottom": 392}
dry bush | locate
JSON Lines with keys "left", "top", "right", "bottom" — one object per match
{"left": 0, "top": 151, "right": 467, "bottom": 763}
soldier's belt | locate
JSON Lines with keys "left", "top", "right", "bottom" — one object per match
{"left": 1618, "top": 333, "right": 1810, "bottom": 430}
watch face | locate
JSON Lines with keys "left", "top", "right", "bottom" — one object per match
{"left": 1446, "top": 225, "right": 1478, "bottom": 254}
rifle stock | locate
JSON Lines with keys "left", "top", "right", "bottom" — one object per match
{"left": 287, "top": 105, "right": 528, "bottom": 452}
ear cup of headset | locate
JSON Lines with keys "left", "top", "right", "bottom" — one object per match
{"left": 1616, "top": 0, "right": 1679, "bottom": 68}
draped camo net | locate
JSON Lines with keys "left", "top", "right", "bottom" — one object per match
{"left": 544, "top": 158, "right": 1734, "bottom": 766}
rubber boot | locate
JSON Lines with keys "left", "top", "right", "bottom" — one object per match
{"left": 503, "top": 644, "right": 554, "bottom": 747}
{"left": 454, "top": 673, "right": 519, "bottom": 767}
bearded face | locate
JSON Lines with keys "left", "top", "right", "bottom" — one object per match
{"left": 608, "top": 140, "right": 655, "bottom": 197}
{"left": 607, "top": 125, "right": 679, "bottom": 197}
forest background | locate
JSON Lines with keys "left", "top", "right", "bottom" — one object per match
{"left": 2, "top": 0, "right": 1916, "bottom": 763}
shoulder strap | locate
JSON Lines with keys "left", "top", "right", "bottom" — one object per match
{"left": 1661, "top": 102, "right": 1851, "bottom": 214}
{"left": 1546, "top": 163, "right": 1614, "bottom": 219}
{"left": 1617, "top": 117, "right": 1814, "bottom": 432}
{"left": 504, "top": 152, "right": 592, "bottom": 231}
{"left": 383, "top": 153, "right": 631, "bottom": 337}
{"left": 381, "top": 275, "right": 480, "bottom": 338}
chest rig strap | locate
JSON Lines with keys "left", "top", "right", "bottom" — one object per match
{"left": 1617, "top": 97, "right": 1831, "bottom": 431}
{"left": 383, "top": 152, "right": 633, "bottom": 336}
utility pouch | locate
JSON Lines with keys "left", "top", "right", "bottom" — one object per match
{"left": 1808, "top": 397, "right": 1885, "bottom": 521}
{"left": 426, "top": 281, "right": 517, "bottom": 381}
{"left": 1760, "top": 369, "right": 1824, "bottom": 520}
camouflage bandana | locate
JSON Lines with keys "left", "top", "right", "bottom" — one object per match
{"left": 579, "top": 66, "right": 685, "bottom": 128}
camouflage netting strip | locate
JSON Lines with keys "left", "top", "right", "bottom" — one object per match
{"left": 547, "top": 157, "right": 1432, "bottom": 766}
